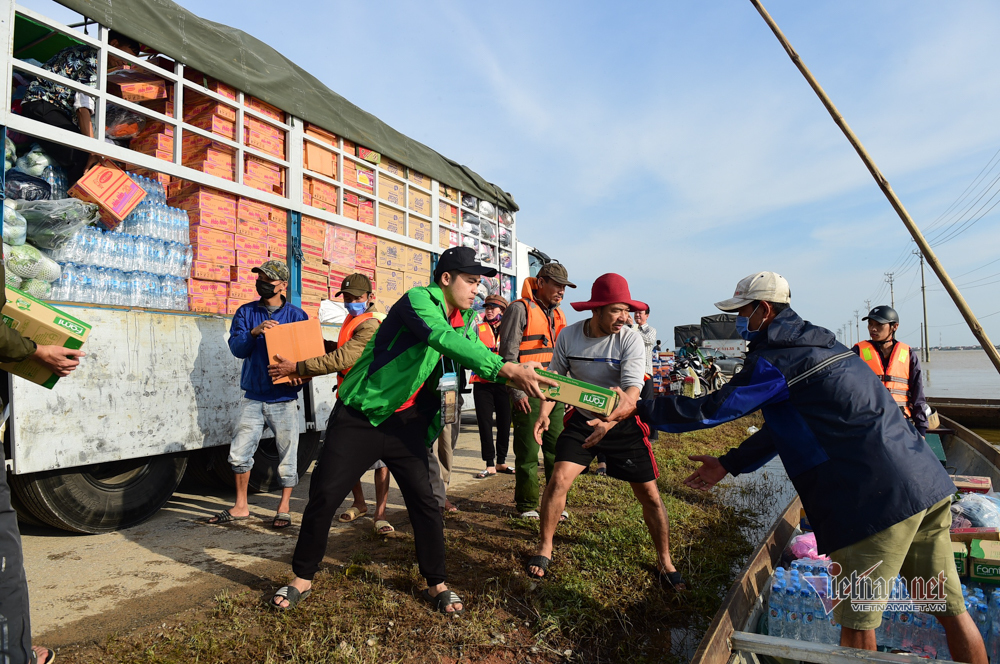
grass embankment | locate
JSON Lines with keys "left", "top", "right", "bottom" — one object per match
{"left": 77, "top": 414, "right": 772, "bottom": 664}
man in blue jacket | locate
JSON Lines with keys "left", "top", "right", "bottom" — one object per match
{"left": 603, "top": 272, "right": 985, "bottom": 662}
{"left": 207, "top": 260, "right": 308, "bottom": 529}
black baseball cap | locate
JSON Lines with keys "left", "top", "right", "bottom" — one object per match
{"left": 433, "top": 246, "right": 497, "bottom": 280}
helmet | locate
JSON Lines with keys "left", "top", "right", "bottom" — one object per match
{"left": 862, "top": 306, "right": 899, "bottom": 325}
{"left": 686, "top": 336, "right": 701, "bottom": 346}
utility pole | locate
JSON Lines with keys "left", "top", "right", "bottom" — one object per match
{"left": 885, "top": 272, "right": 895, "bottom": 309}
{"left": 865, "top": 299, "right": 872, "bottom": 312}
{"left": 914, "top": 250, "right": 930, "bottom": 363}
{"left": 854, "top": 310, "right": 860, "bottom": 343}
{"left": 848, "top": 320, "right": 853, "bottom": 346}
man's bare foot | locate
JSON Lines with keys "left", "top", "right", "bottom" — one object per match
{"left": 271, "top": 577, "right": 312, "bottom": 609}
{"left": 444, "top": 500, "right": 458, "bottom": 513}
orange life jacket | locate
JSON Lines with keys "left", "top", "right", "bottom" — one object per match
{"left": 515, "top": 277, "right": 566, "bottom": 369}
{"left": 336, "top": 312, "right": 378, "bottom": 388}
{"left": 857, "top": 340, "right": 913, "bottom": 416}
{"left": 471, "top": 320, "right": 501, "bottom": 383}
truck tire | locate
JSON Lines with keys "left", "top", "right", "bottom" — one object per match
{"left": 180, "top": 446, "right": 232, "bottom": 491}
{"left": 9, "top": 453, "right": 188, "bottom": 534}
{"left": 212, "top": 430, "right": 322, "bottom": 493}
{"left": 5, "top": 471, "right": 48, "bottom": 528}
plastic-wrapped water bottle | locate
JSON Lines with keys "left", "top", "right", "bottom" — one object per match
{"left": 800, "top": 586, "right": 816, "bottom": 642}
{"left": 175, "top": 277, "right": 188, "bottom": 311}
{"left": 183, "top": 245, "right": 193, "bottom": 277}
{"left": 768, "top": 580, "right": 785, "bottom": 637}
{"left": 977, "top": 601, "right": 990, "bottom": 641}
{"left": 784, "top": 584, "right": 801, "bottom": 639}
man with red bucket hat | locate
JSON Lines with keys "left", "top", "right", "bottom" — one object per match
{"left": 525, "top": 273, "right": 686, "bottom": 590}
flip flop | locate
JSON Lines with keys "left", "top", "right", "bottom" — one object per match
{"left": 374, "top": 520, "right": 395, "bottom": 535}
{"left": 421, "top": 588, "right": 465, "bottom": 616}
{"left": 559, "top": 510, "right": 569, "bottom": 522}
{"left": 519, "top": 510, "right": 540, "bottom": 520}
{"left": 32, "top": 646, "right": 55, "bottom": 664}
{"left": 596, "top": 467, "right": 607, "bottom": 477}
{"left": 206, "top": 509, "right": 248, "bottom": 525}
{"left": 526, "top": 555, "right": 550, "bottom": 580}
{"left": 273, "top": 512, "right": 292, "bottom": 529}
{"left": 270, "top": 585, "right": 311, "bottom": 611}
{"left": 496, "top": 466, "right": 515, "bottom": 474}
{"left": 658, "top": 569, "right": 689, "bottom": 592}
{"left": 475, "top": 469, "right": 497, "bottom": 479}
{"left": 338, "top": 506, "right": 368, "bottom": 522}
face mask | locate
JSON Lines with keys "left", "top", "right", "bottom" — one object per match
{"left": 736, "top": 303, "right": 764, "bottom": 342}
{"left": 345, "top": 302, "right": 367, "bottom": 316}
{"left": 256, "top": 280, "right": 278, "bottom": 298}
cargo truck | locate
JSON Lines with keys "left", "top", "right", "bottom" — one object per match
{"left": 0, "top": 0, "right": 549, "bottom": 532}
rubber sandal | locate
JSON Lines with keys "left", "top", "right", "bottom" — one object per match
{"left": 374, "top": 520, "right": 395, "bottom": 535}
{"left": 270, "top": 585, "right": 311, "bottom": 611}
{"left": 496, "top": 466, "right": 514, "bottom": 474}
{"left": 519, "top": 510, "right": 540, "bottom": 520}
{"left": 658, "top": 569, "right": 689, "bottom": 592}
{"left": 272, "top": 512, "right": 292, "bottom": 529}
{"left": 526, "top": 555, "right": 550, "bottom": 580}
{"left": 338, "top": 506, "right": 368, "bottom": 522}
{"left": 559, "top": 510, "right": 569, "bottom": 522}
{"left": 596, "top": 467, "right": 607, "bottom": 477}
{"left": 32, "top": 646, "right": 55, "bottom": 664}
{"left": 206, "top": 509, "right": 248, "bottom": 525}
{"left": 421, "top": 588, "right": 465, "bottom": 616}
{"left": 475, "top": 469, "right": 496, "bottom": 479}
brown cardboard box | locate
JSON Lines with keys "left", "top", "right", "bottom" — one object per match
{"left": 953, "top": 475, "right": 993, "bottom": 494}
{"left": 376, "top": 239, "right": 406, "bottom": 270}
{"left": 69, "top": 160, "right": 147, "bottom": 230}
{"left": 304, "top": 142, "right": 336, "bottom": 178}
{"left": 189, "top": 294, "right": 225, "bottom": 314}
{"left": 191, "top": 261, "right": 231, "bottom": 282}
{"left": 229, "top": 281, "right": 257, "bottom": 301}
{"left": 951, "top": 528, "right": 1000, "bottom": 544}
{"left": 192, "top": 244, "right": 236, "bottom": 266}
{"left": 0, "top": 287, "right": 91, "bottom": 388}
{"left": 190, "top": 227, "right": 235, "bottom": 251}
{"left": 227, "top": 298, "right": 255, "bottom": 315}
{"left": 234, "top": 236, "right": 268, "bottom": 255}
{"left": 439, "top": 201, "right": 459, "bottom": 225}
{"left": 379, "top": 157, "right": 404, "bottom": 177}
{"left": 406, "top": 248, "right": 432, "bottom": 276}
{"left": 408, "top": 169, "right": 432, "bottom": 190}
{"left": 409, "top": 189, "right": 431, "bottom": 218}
{"left": 408, "top": 220, "right": 432, "bottom": 244}
{"left": 404, "top": 272, "right": 430, "bottom": 291}
{"left": 230, "top": 266, "right": 256, "bottom": 283}
{"left": 377, "top": 205, "right": 406, "bottom": 235}
{"left": 237, "top": 218, "right": 268, "bottom": 239}
{"left": 378, "top": 173, "right": 406, "bottom": 206}
{"left": 375, "top": 268, "right": 405, "bottom": 301}
{"left": 264, "top": 319, "right": 325, "bottom": 384}
{"left": 187, "top": 213, "right": 237, "bottom": 234}
{"left": 235, "top": 251, "right": 268, "bottom": 269}
{"left": 440, "top": 185, "right": 459, "bottom": 202}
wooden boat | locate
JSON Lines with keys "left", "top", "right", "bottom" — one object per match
{"left": 691, "top": 413, "right": 999, "bottom": 664}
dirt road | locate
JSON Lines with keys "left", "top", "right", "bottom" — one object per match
{"left": 22, "top": 417, "right": 502, "bottom": 648}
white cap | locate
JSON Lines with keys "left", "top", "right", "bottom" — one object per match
{"left": 714, "top": 271, "right": 791, "bottom": 312}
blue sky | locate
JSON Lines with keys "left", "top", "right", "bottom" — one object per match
{"left": 27, "top": 0, "right": 1000, "bottom": 347}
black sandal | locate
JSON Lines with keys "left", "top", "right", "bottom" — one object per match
{"left": 422, "top": 588, "right": 465, "bottom": 616}
{"left": 270, "top": 585, "right": 311, "bottom": 610}
{"left": 526, "top": 555, "right": 550, "bottom": 580}
{"left": 475, "top": 469, "right": 496, "bottom": 479}
{"left": 658, "top": 570, "right": 688, "bottom": 592}
{"left": 496, "top": 466, "right": 514, "bottom": 474}
{"left": 206, "top": 509, "right": 248, "bottom": 525}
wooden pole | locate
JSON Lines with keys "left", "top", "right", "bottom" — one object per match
{"left": 749, "top": 0, "right": 1000, "bottom": 375}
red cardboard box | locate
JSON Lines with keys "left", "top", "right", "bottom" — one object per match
{"left": 229, "top": 281, "right": 257, "bottom": 301}
{"left": 227, "top": 298, "right": 255, "bottom": 315}
{"left": 237, "top": 218, "right": 268, "bottom": 239}
{"left": 189, "top": 294, "right": 225, "bottom": 314}
{"left": 191, "top": 261, "right": 230, "bottom": 282}
{"left": 188, "top": 112, "right": 236, "bottom": 140}
{"left": 263, "top": 319, "right": 325, "bottom": 384}
{"left": 69, "top": 160, "right": 147, "bottom": 231}
{"left": 238, "top": 198, "right": 268, "bottom": 222}
{"left": 169, "top": 185, "right": 236, "bottom": 213}
{"left": 357, "top": 231, "right": 378, "bottom": 247}
{"left": 192, "top": 244, "right": 235, "bottom": 266}
{"left": 247, "top": 96, "right": 284, "bottom": 122}
{"left": 235, "top": 250, "right": 268, "bottom": 268}
{"left": 268, "top": 234, "right": 287, "bottom": 251}
{"left": 185, "top": 100, "right": 237, "bottom": 123}
{"left": 269, "top": 249, "right": 287, "bottom": 261}
{"left": 189, "top": 279, "right": 228, "bottom": 298}
{"left": 305, "top": 124, "right": 337, "bottom": 147}
{"left": 234, "top": 236, "right": 268, "bottom": 255}
{"left": 186, "top": 212, "right": 236, "bottom": 234}
{"left": 131, "top": 132, "right": 174, "bottom": 153}
{"left": 230, "top": 266, "right": 255, "bottom": 283}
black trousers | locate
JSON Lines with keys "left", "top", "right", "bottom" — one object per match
{"left": 292, "top": 404, "right": 447, "bottom": 585}
{"left": 20, "top": 100, "right": 90, "bottom": 184}
{"left": 473, "top": 382, "right": 511, "bottom": 466}
{"left": 0, "top": 445, "right": 32, "bottom": 664}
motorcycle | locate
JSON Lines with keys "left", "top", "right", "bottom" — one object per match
{"left": 668, "top": 355, "right": 727, "bottom": 395}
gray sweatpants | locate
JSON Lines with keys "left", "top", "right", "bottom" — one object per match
{"left": 0, "top": 436, "right": 32, "bottom": 664}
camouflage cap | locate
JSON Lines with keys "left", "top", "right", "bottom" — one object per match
{"left": 252, "top": 259, "right": 290, "bottom": 282}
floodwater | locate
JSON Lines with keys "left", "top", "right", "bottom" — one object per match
{"left": 924, "top": 349, "right": 1000, "bottom": 398}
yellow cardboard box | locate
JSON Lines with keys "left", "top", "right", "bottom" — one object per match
{"left": 0, "top": 287, "right": 91, "bottom": 388}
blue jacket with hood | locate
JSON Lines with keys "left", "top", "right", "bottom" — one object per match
{"left": 228, "top": 297, "right": 308, "bottom": 403}
{"left": 638, "top": 308, "right": 955, "bottom": 554}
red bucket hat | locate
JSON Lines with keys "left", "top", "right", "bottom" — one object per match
{"left": 570, "top": 273, "right": 648, "bottom": 312}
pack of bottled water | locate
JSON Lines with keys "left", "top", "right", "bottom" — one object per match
{"left": 46, "top": 173, "right": 192, "bottom": 310}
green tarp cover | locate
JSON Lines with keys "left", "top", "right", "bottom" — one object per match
{"left": 53, "top": 0, "right": 519, "bottom": 210}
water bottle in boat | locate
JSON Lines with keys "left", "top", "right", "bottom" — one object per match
{"left": 800, "top": 586, "right": 816, "bottom": 641}
{"left": 784, "top": 583, "right": 801, "bottom": 639}
{"left": 768, "top": 580, "right": 784, "bottom": 637}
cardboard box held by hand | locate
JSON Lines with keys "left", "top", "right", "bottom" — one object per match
{"left": 534, "top": 369, "right": 619, "bottom": 416}
{"left": 264, "top": 319, "right": 325, "bottom": 384}
{"left": 0, "top": 287, "right": 91, "bottom": 388}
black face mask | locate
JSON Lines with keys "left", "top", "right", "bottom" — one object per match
{"left": 256, "top": 280, "right": 279, "bottom": 299}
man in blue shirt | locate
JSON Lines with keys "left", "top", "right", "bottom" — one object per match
{"left": 208, "top": 260, "right": 308, "bottom": 529}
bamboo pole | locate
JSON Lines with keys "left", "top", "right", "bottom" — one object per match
{"left": 749, "top": 0, "right": 1000, "bottom": 375}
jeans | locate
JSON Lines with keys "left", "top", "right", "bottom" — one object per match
{"left": 228, "top": 397, "right": 300, "bottom": 487}
{"left": 511, "top": 397, "right": 564, "bottom": 513}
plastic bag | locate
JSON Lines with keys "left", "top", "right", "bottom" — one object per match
{"left": 13, "top": 143, "right": 54, "bottom": 178}
{"left": 41, "top": 164, "right": 69, "bottom": 200}
{"left": 4, "top": 270, "right": 21, "bottom": 289}
{"left": 788, "top": 532, "right": 820, "bottom": 559}
{"left": 5, "top": 170, "right": 51, "bottom": 201}
{"left": 461, "top": 193, "right": 478, "bottom": 210}
{"left": 952, "top": 493, "right": 1000, "bottom": 528}
{"left": 318, "top": 299, "right": 348, "bottom": 325}
{"left": 105, "top": 104, "right": 147, "bottom": 140}
{"left": 499, "top": 226, "right": 512, "bottom": 248}
{"left": 3, "top": 202, "right": 27, "bottom": 246}
{"left": 20, "top": 278, "right": 52, "bottom": 299}
{"left": 6, "top": 243, "right": 59, "bottom": 280}
{"left": 4, "top": 136, "right": 15, "bottom": 172}
{"left": 480, "top": 219, "right": 497, "bottom": 242}
{"left": 478, "top": 200, "right": 496, "bottom": 219}
{"left": 18, "top": 199, "right": 100, "bottom": 249}
{"left": 499, "top": 208, "right": 514, "bottom": 227}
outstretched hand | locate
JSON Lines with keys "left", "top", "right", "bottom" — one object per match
{"left": 499, "top": 361, "right": 556, "bottom": 399}
{"left": 600, "top": 386, "right": 638, "bottom": 423}
{"left": 33, "top": 345, "right": 85, "bottom": 377}
{"left": 683, "top": 455, "right": 728, "bottom": 491}
{"left": 268, "top": 353, "right": 298, "bottom": 379}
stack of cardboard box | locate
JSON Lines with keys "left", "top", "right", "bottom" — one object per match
{"left": 373, "top": 238, "right": 431, "bottom": 312}
{"left": 182, "top": 93, "right": 237, "bottom": 180}
{"left": 169, "top": 184, "right": 237, "bottom": 314}
{"left": 183, "top": 68, "right": 238, "bottom": 101}
{"left": 299, "top": 216, "right": 328, "bottom": 319}
{"left": 244, "top": 116, "right": 286, "bottom": 160}
{"left": 129, "top": 95, "right": 175, "bottom": 163}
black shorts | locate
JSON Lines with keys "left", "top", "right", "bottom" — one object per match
{"left": 555, "top": 409, "right": 659, "bottom": 483}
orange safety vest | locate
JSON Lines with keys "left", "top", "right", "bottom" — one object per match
{"left": 857, "top": 340, "right": 913, "bottom": 416}
{"left": 471, "top": 320, "right": 501, "bottom": 383}
{"left": 336, "top": 312, "right": 379, "bottom": 388}
{"left": 515, "top": 277, "right": 566, "bottom": 369}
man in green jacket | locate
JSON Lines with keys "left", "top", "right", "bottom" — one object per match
{"left": 0, "top": 263, "right": 85, "bottom": 664}
{"left": 272, "top": 247, "right": 553, "bottom": 615}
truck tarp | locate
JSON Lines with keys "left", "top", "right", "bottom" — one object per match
{"left": 54, "top": 0, "right": 519, "bottom": 211}
{"left": 701, "top": 314, "right": 737, "bottom": 341}
{"left": 674, "top": 324, "right": 700, "bottom": 348}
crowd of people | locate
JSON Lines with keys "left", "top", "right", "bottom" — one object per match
{"left": 0, "top": 248, "right": 986, "bottom": 662}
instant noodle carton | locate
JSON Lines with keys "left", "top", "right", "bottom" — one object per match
{"left": 534, "top": 369, "right": 619, "bottom": 416}
{"left": 0, "top": 287, "right": 91, "bottom": 388}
